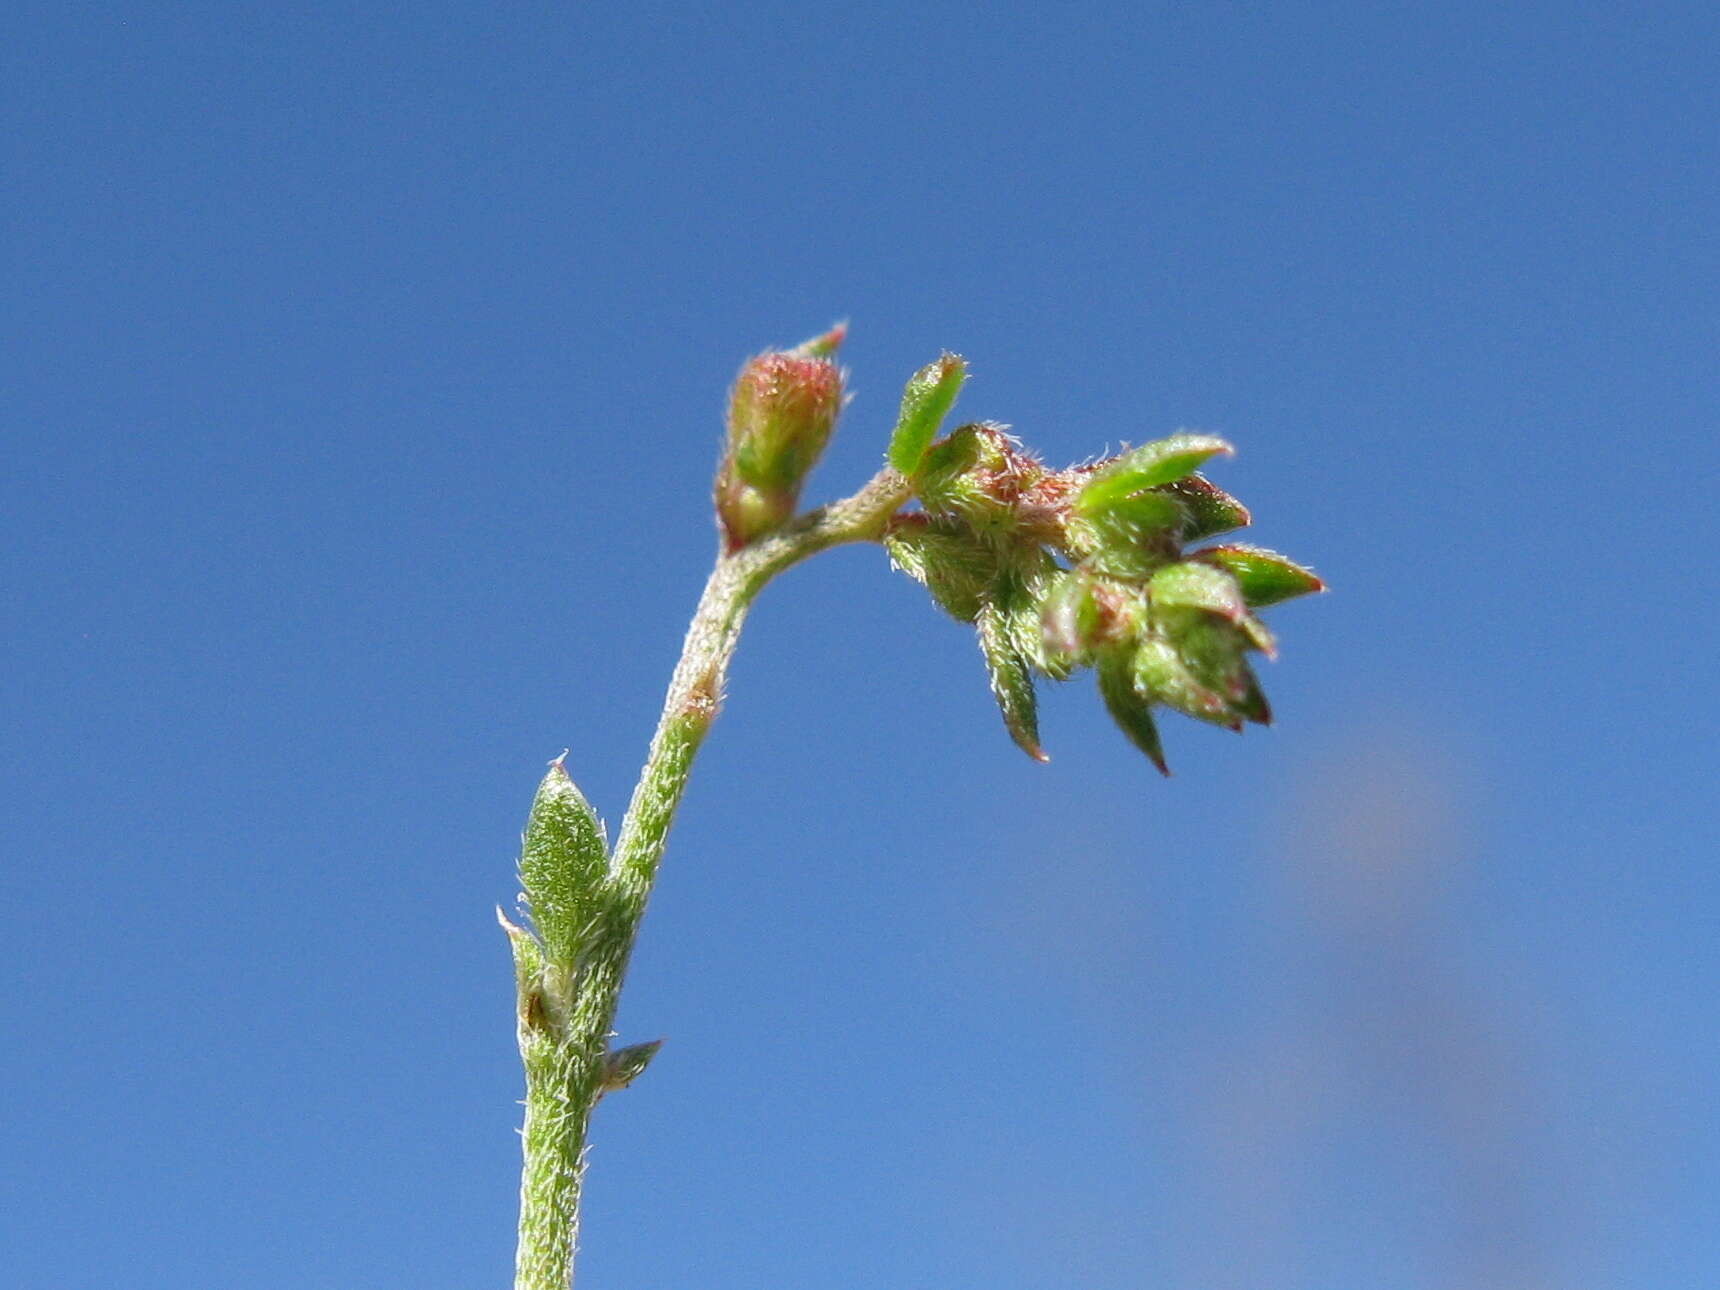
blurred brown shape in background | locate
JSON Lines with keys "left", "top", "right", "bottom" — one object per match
{"left": 1182, "top": 722, "right": 1584, "bottom": 1290}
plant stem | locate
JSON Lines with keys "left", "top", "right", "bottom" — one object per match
{"left": 514, "top": 466, "right": 911, "bottom": 1290}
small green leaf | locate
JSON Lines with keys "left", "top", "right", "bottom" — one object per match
{"left": 1238, "top": 613, "right": 1277, "bottom": 657}
{"left": 1043, "top": 570, "right": 1150, "bottom": 656}
{"left": 916, "top": 421, "right": 983, "bottom": 485}
{"left": 1162, "top": 474, "right": 1251, "bottom": 539}
{"left": 888, "top": 353, "right": 967, "bottom": 475}
{"left": 1148, "top": 561, "right": 1246, "bottom": 622}
{"left": 1097, "top": 653, "right": 1170, "bottom": 775}
{"left": 1195, "top": 544, "right": 1325, "bottom": 607}
{"left": 498, "top": 906, "right": 566, "bottom": 1044}
{"left": 497, "top": 907, "right": 545, "bottom": 1001}
{"left": 1075, "top": 434, "right": 1233, "bottom": 517}
{"left": 600, "top": 1040, "right": 664, "bottom": 1093}
{"left": 517, "top": 757, "right": 609, "bottom": 964}
{"left": 978, "top": 601, "right": 1047, "bottom": 762}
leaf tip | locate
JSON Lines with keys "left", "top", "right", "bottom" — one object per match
{"left": 793, "top": 320, "right": 848, "bottom": 358}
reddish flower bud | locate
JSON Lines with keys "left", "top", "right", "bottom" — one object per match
{"left": 717, "top": 350, "right": 845, "bottom": 548}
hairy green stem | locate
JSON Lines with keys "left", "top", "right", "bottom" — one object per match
{"left": 514, "top": 466, "right": 910, "bottom": 1290}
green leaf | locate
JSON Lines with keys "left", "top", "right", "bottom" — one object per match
{"left": 1097, "top": 653, "right": 1170, "bottom": 775}
{"left": 497, "top": 907, "right": 545, "bottom": 1001}
{"left": 888, "top": 353, "right": 967, "bottom": 475}
{"left": 517, "top": 757, "right": 609, "bottom": 964}
{"left": 978, "top": 601, "right": 1047, "bottom": 762}
{"left": 1195, "top": 544, "right": 1325, "bottom": 607}
{"left": 498, "top": 906, "right": 567, "bottom": 1045}
{"left": 1162, "top": 474, "right": 1251, "bottom": 540}
{"left": 1075, "top": 434, "right": 1233, "bottom": 517}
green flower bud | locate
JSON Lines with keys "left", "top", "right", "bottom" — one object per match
{"left": 1133, "top": 635, "right": 1246, "bottom": 731}
{"left": 717, "top": 348, "right": 845, "bottom": 547}
{"left": 1041, "top": 569, "right": 1148, "bottom": 662}
{"left": 1157, "top": 617, "right": 1272, "bottom": 727}
{"left": 914, "top": 423, "right": 986, "bottom": 508}
{"left": 915, "top": 423, "right": 1042, "bottom": 539}
{"left": 1139, "top": 562, "right": 1275, "bottom": 727}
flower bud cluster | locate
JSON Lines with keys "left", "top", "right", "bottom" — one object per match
{"left": 887, "top": 414, "right": 1321, "bottom": 773}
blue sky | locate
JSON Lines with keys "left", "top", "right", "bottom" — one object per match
{"left": 5, "top": 2, "right": 1716, "bottom": 1286}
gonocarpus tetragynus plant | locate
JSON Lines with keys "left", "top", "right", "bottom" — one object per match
{"left": 502, "top": 324, "right": 1323, "bottom": 1288}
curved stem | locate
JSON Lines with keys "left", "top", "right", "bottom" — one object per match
{"left": 608, "top": 466, "right": 911, "bottom": 919}
{"left": 514, "top": 466, "right": 911, "bottom": 1290}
